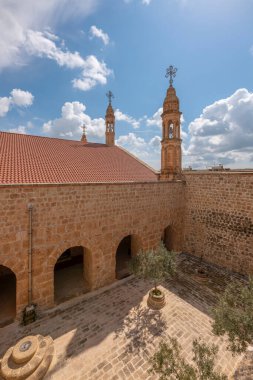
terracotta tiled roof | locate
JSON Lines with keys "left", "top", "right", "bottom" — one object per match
{"left": 0, "top": 132, "right": 158, "bottom": 184}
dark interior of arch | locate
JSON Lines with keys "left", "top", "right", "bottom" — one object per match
{"left": 116, "top": 235, "right": 132, "bottom": 280}
{"left": 162, "top": 226, "right": 174, "bottom": 251}
{"left": 0, "top": 265, "right": 16, "bottom": 327}
{"left": 54, "top": 246, "right": 88, "bottom": 304}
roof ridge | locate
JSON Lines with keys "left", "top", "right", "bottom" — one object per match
{"left": 0, "top": 130, "right": 109, "bottom": 145}
{"left": 0, "top": 130, "right": 80, "bottom": 142}
{"left": 115, "top": 145, "right": 159, "bottom": 175}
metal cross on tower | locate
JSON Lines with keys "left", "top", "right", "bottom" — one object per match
{"left": 165, "top": 65, "right": 178, "bottom": 86}
{"left": 106, "top": 90, "right": 114, "bottom": 105}
{"left": 82, "top": 124, "right": 86, "bottom": 135}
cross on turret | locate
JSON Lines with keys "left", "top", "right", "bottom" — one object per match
{"left": 81, "top": 123, "right": 87, "bottom": 143}
{"left": 106, "top": 90, "right": 114, "bottom": 105}
{"left": 165, "top": 65, "right": 177, "bottom": 86}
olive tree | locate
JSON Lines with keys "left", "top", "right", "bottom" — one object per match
{"left": 150, "top": 337, "right": 227, "bottom": 380}
{"left": 129, "top": 242, "right": 177, "bottom": 295}
{"left": 212, "top": 277, "right": 253, "bottom": 354}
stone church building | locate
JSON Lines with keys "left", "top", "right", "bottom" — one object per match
{"left": 0, "top": 75, "right": 252, "bottom": 326}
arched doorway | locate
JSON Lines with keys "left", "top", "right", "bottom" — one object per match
{"left": 162, "top": 225, "right": 174, "bottom": 251}
{"left": 54, "top": 246, "right": 90, "bottom": 304}
{"left": 116, "top": 235, "right": 141, "bottom": 280}
{"left": 0, "top": 265, "right": 16, "bottom": 327}
{"left": 116, "top": 236, "right": 131, "bottom": 280}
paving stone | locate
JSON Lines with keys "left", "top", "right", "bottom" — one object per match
{"left": 0, "top": 259, "right": 251, "bottom": 379}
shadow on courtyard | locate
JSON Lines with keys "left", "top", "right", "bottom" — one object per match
{"left": 0, "top": 256, "right": 246, "bottom": 379}
{"left": 114, "top": 304, "right": 167, "bottom": 354}
{"left": 38, "top": 280, "right": 155, "bottom": 378}
{"left": 162, "top": 252, "right": 248, "bottom": 317}
{"left": 44, "top": 266, "right": 238, "bottom": 378}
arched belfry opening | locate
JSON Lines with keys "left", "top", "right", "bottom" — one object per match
{"left": 162, "top": 226, "right": 174, "bottom": 252}
{"left": 169, "top": 123, "right": 174, "bottom": 139}
{"left": 115, "top": 235, "right": 141, "bottom": 280}
{"left": 0, "top": 265, "right": 16, "bottom": 327}
{"left": 54, "top": 246, "right": 91, "bottom": 304}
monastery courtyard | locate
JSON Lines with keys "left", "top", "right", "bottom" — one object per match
{"left": 0, "top": 256, "right": 251, "bottom": 380}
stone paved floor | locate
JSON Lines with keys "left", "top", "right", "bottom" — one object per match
{"left": 0, "top": 261, "right": 251, "bottom": 380}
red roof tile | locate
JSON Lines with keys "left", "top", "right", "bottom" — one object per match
{"left": 0, "top": 132, "right": 158, "bottom": 184}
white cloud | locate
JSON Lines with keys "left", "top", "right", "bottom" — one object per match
{"left": 116, "top": 132, "right": 161, "bottom": 169}
{"left": 146, "top": 107, "right": 162, "bottom": 128}
{"left": 10, "top": 89, "right": 34, "bottom": 107}
{"left": 43, "top": 101, "right": 105, "bottom": 140}
{"left": 24, "top": 30, "right": 112, "bottom": 91}
{"left": 0, "top": 1, "right": 112, "bottom": 91}
{"left": 149, "top": 135, "right": 161, "bottom": 148}
{"left": 115, "top": 109, "right": 140, "bottom": 129}
{"left": 117, "top": 133, "right": 146, "bottom": 150}
{"left": 185, "top": 88, "right": 253, "bottom": 168}
{"left": 0, "top": 0, "right": 98, "bottom": 70}
{"left": 0, "top": 97, "right": 11, "bottom": 117}
{"left": 8, "top": 126, "right": 28, "bottom": 134}
{"left": 124, "top": 0, "right": 152, "bottom": 4}
{"left": 72, "top": 55, "right": 112, "bottom": 91}
{"left": 0, "top": 89, "right": 34, "bottom": 117}
{"left": 3, "top": 121, "right": 34, "bottom": 135}
{"left": 25, "top": 30, "right": 85, "bottom": 69}
{"left": 90, "top": 25, "right": 109, "bottom": 45}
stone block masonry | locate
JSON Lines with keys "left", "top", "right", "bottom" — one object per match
{"left": 0, "top": 171, "right": 252, "bottom": 322}
{"left": 0, "top": 181, "right": 184, "bottom": 318}
{"left": 183, "top": 171, "right": 253, "bottom": 275}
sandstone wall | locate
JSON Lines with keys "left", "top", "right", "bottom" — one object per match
{"left": 183, "top": 172, "right": 253, "bottom": 274}
{"left": 0, "top": 181, "right": 184, "bottom": 317}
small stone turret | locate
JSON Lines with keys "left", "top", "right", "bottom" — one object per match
{"left": 105, "top": 91, "right": 115, "bottom": 146}
{"left": 160, "top": 66, "right": 182, "bottom": 180}
{"left": 81, "top": 124, "right": 87, "bottom": 144}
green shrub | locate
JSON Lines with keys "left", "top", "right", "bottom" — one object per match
{"left": 212, "top": 277, "right": 253, "bottom": 353}
{"left": 150, "top": 337, "right": 227, "bottom": 380}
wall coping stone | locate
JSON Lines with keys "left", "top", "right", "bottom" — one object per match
{"left": 0, "top": 180, "right": 185, "bottom": 188}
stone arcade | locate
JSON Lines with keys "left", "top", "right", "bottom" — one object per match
{"left": 0, "top": 70, "right": 252, "bottom": 326}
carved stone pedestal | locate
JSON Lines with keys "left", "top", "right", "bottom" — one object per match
{"left": 0, "top": 335, "right": 54, "bottom": 380}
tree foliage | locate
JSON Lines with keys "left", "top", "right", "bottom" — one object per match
{"left": 212, "top": 277, "right": 253, "bottom": 354}
{"left": 129, "top": 242, "right": 177, "bottom": 292}
{"left": 150, "top": 337, "right": 227, "bottom": 380}
{"left": 191, "top": 340, "right": 227, "bottom": 380}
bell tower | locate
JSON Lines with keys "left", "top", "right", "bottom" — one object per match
{"left": 105, "top": 90, "right": 115, "bottom": 146}
{"left": 160, "top": 65, "right": 182, "bottom": 180}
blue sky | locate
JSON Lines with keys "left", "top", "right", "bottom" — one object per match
{"left": 0, "top": 0, "right": 253, "bottom": 169}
